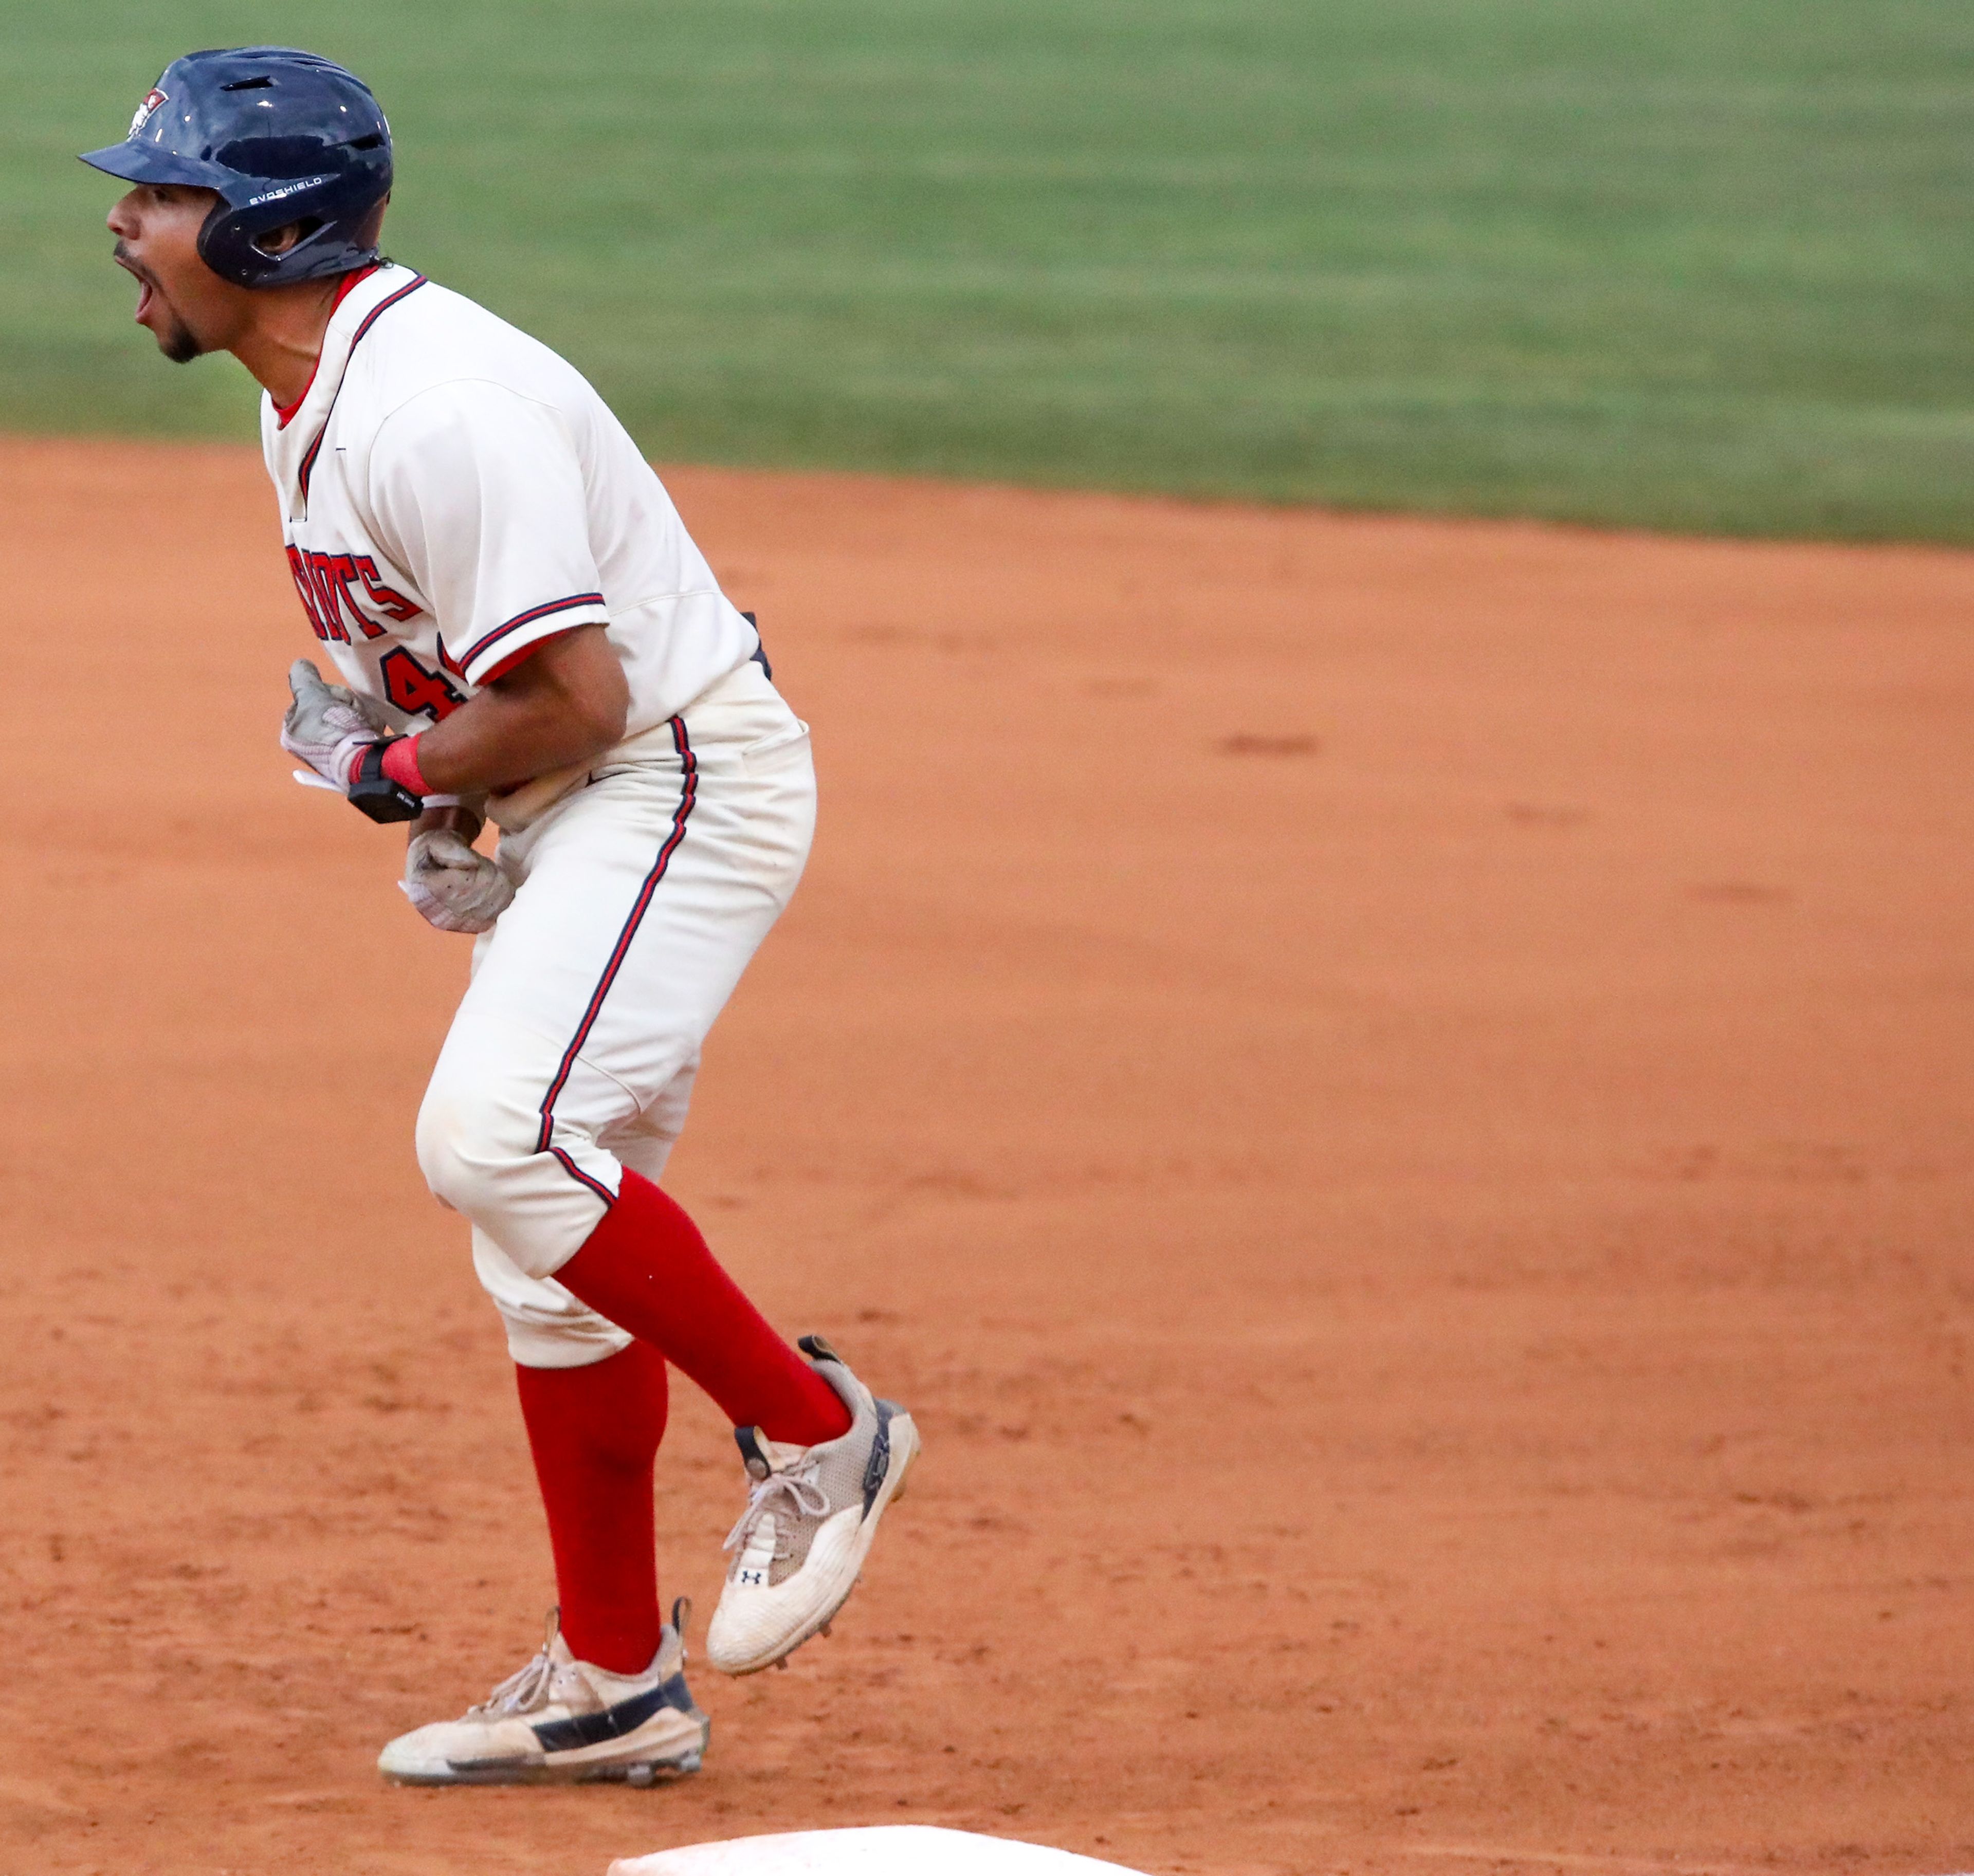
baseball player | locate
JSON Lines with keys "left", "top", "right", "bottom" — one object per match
{"left": 83, "top": 46, "right": 919, "bottom": 1787}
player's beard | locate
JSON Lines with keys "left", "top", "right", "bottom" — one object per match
{"left": 156, "top": 310, "right": 203, "bottom": 365}
{"left": 145, "top": 279, "right": 205, "bottom": 365}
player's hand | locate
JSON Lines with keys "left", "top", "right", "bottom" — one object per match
{"left": 280, "top": 658, "right": 391, "bottom": 787}
{"left": 400, "top": 827, "right": 514, "bottom": 934}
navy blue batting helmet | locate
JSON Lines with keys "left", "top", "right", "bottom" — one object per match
{"left": 80, "top": 47, "right": 392, "bottom": 288}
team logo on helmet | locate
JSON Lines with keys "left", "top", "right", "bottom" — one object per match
{"left": 129, "top": 87, "right": 168, "bottom": 137}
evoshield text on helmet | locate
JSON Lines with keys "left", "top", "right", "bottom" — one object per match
{"left": 80, "top": 46, "right": 392, "bottom": 289}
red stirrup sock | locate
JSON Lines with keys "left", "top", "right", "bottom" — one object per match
{"left": 515, "top": 1341, "right": 669, "bottom": 1676}
{"left": 555, "top": 1169, "right": 852, "bottom": 1446}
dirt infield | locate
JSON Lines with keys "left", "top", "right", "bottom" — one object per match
{"left": 4, "top": 434, "right": 1972, "bottom": 1876}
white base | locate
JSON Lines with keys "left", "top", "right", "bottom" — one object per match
{"left": 609, "top": 1825, "right": 1146, "bottom": 1876}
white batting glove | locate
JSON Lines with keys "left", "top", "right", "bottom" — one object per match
{"left": 281, "top": 658, "right": 391, "bottom": 788}
{"left": 400, "top": 827, "right": 515, "bottom": 934}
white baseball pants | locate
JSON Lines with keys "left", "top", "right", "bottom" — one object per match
{"left": 414, "top": 659, "right": 816, "bottom": 1368}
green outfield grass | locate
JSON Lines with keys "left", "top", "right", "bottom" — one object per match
{"left": 6, "top": 1, "right": 1971, "bottom": 540}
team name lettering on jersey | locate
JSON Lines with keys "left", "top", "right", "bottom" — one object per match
{"left": 286, "top": 546, "right": 419, "bottom": 644}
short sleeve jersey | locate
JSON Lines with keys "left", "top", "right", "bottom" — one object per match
{"left": 260, "top": 264, "right": 759, "bottom": 740}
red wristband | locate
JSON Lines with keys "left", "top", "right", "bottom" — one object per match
{"left": 379, "top": 734, "right": 432, "bottom": 798}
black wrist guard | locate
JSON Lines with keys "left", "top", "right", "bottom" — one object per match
{"left": 346, "top": 739, "right": 423, "bottom": 824}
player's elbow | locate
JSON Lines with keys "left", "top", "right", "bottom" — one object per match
{"left": 575, "top": 678, "right": 629, "bottom": 753}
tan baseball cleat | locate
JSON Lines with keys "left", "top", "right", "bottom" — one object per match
{"left": 706, "top": 1336, "right": 920, "bottom": 1676}
{"left": 378, "top": 1603, "right": 707, "bottom": 1786}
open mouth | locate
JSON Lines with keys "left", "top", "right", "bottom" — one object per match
{"left": 113, "top": 247, "right": 157, "bottom": 323}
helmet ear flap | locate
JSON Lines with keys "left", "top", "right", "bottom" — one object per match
{"left": 194, "top": 193, "right": 273, "bottom": 286}
{"left": 195, "top": 193, "right": 242, "bottom": 285}
{"left": 195, "top": 196, "right": 342, "bottom": 287}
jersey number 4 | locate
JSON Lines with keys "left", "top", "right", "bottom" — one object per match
{"left": 380, "top": 647, "right": 467, "bottom": 721}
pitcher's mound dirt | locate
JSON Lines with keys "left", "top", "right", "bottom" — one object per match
{"left": 3, "top": 434, "right": 1972, "bottom": 1876}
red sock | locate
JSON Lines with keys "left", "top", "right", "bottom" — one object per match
{"left": 515, "top": 1342, "right": 668, "bottom": 1675}
{"left": 555, "top": 1169, "right": 852, "bottom": 1446}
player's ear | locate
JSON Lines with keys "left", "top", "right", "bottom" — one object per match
{"left": 252, "top": 219, "right": 314, "bottom": 258}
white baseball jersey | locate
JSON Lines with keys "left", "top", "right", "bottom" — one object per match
{"left": 260, "top": 261, "right": 759, "bottom": 742}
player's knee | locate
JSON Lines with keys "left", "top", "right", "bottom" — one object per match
{"left": 414, "top": 1066, "right": 540, "bottom": 1228}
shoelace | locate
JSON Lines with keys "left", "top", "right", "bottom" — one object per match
{"left": 468, "top": 1613, "right": 562, "bottom": 1716}
{"left": 723, "top": 1466, "right": 830, "bottom": 1562}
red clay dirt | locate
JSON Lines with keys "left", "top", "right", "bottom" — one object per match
{"left": 3, "top": 434, "right": 1972, "bottom": 1876}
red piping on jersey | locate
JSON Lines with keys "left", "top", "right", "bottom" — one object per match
{"left": 456, "top": 593, "right": 607, "bottom": 680}
{"left": 295, "top": 273, "right": 431, "bottom": 505}
{"left": 478, "top": 630, "right": 578, "bottom": 687}
{"left": 535, "top": 719, "right": 697, "bottom": 1163}
{"left": 272, "top": 265, "right": 381, "bottom": 430}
